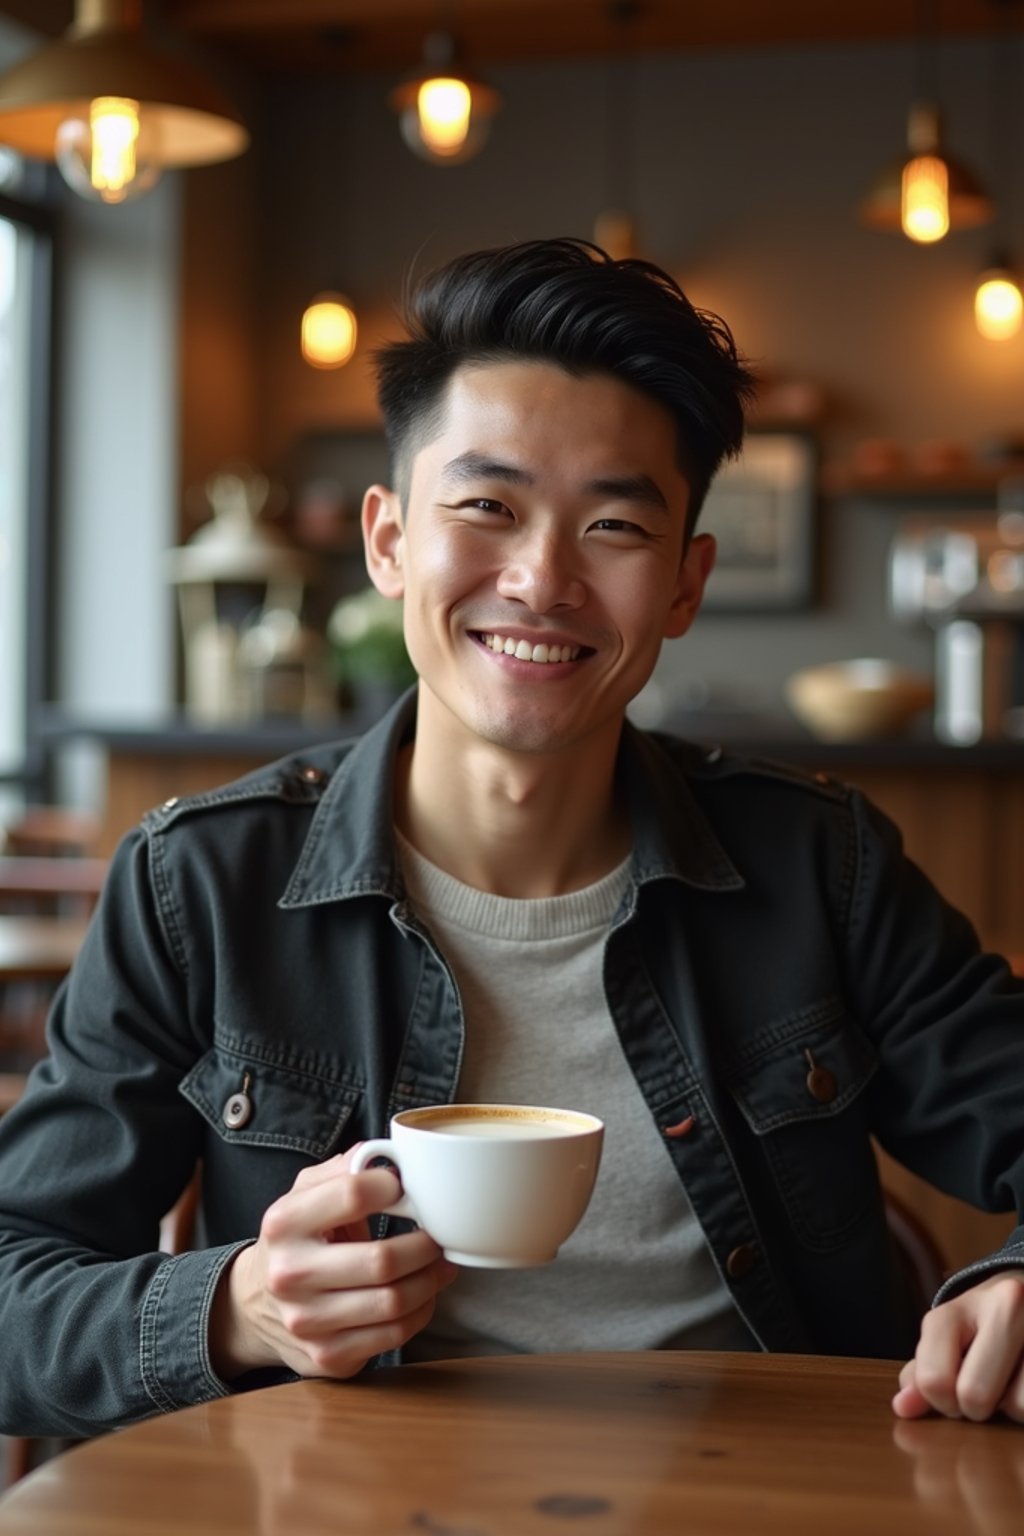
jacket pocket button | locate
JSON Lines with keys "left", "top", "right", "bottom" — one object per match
{"left": 726, "top": 1243, "right": 755, "bottom": 1279}
{"left": 804, "top": 1050, "right": 838, "bottom": 1104}
{"left": 223, "top": 1073, "right": 253, "bottom": 1130}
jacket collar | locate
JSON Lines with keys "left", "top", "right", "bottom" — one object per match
{"left": 280, "top": 687, "right": 743, "bottom": 909}
{"left": 619, "top": 725, "right": 744, "bottom": 893}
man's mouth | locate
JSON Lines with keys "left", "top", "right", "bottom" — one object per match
{"left": 472, "top": 631, "right": 590, "bottom": 665}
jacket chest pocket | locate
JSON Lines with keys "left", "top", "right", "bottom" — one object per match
{"left": 725, "top": 1002, "right": 880, "bottom": 1252}
{"left": 180, "top": 1040, "right": 364, "bottom": 1158}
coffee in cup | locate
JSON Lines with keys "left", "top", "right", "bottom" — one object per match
{"left": 348, "top": 1103, "right": 603, "bottom": 1267}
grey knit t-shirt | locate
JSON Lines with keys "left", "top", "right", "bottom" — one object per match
{"left": 397, "top": 832, "right": 754, "bottom": 1360}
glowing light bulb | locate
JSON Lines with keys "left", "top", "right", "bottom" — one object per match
{"left": 91, "top": 96, "right": 137, "bottom": 196}
{"left": 55, "top": 95, "right": 161, "bottom": 204}
{"left": 416, "top": 77, "right": 472, "bottom": 156}
{"left": 975, "top": 269, "right": 1023, "bottom": 341}
{"left": 901, "top": 154, "right": 950, "bottom": 243}
{"left": 390, "top": 37, "right": 499, "bottom": 167}
{"left": 301, "top": 294, "right": 357, "bottom": 369}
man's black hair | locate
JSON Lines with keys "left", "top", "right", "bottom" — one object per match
{"left": 374, "top": 236, "right": 756, "bottom": 531}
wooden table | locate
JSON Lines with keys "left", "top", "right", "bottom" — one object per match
{"left": 2, "top": 1352, "right": 1022, "bottom": 1535}
{"left": 0, "top": 917, "right": 89, "bottom": 985}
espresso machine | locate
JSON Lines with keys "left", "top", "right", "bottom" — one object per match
{"left": 889, "top": 494, "right": 1024, "bottom": 743}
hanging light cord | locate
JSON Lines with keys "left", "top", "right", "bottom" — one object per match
{"left": 914, "top": 0, "right": 940, "bottom": 102}
{"left": 605, "top": 0, "right": 639, "bottom": 214}
{"left": 987, "top": 0, "right": 1019, "bottom": 254}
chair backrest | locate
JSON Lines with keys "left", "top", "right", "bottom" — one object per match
{"left": 884, "top": 1187, "right": 947, "bottom": 1315}
{"left": 1, "top": 807, "right": 100, "bottom": 860}
{"left": 0, "top": 858, "right": 109, "bottom": 917}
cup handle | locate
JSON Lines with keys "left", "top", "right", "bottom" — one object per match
{"left": 348, "top": 1138, "right": 419, "bottom": 1221}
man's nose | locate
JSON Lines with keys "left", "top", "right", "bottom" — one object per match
{"left": 495, "top": 529, "right": 586, "bottom": 611}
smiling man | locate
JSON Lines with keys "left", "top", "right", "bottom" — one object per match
{"left": 1, "top": 239, "right": 1023, "bottom": 1447}
{"left": 364, "top": 359, "right": 715, "bottom": 897}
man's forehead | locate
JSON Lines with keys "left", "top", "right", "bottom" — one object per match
{"left": 413, "top": 358, "right": 678, "bottom": 463}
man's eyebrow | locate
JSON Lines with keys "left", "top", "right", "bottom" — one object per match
{"left": 585, "top": 474, "right": 670, "bottom": 514}
{"left": 439, "top": 451, "right": 535, "bottom": 487}
{"left": 438, "top": 455, "right": 670, "bottom": 515}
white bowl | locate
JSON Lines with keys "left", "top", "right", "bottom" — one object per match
{"left": 785, "top": 659, "right": 934, "bottom": 742}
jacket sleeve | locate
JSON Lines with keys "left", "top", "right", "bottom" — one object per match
{"left": 843, "top": 789, "right": 1024, "bottom": 1300}
{"left": 0, "top": 826, "right": 247, "bottom": 1437}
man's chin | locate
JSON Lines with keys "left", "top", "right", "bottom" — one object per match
{"left": 462, "top": 698, "right": 621, "bottom": 760}
{"left": 439, "top": 695, "right": 562, "bottom": 755}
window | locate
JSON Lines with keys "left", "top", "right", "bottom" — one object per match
{"left": 0, "top": 149, "right": 54, "bottom": 801}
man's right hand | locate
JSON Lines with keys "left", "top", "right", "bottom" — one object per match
{"left": 208, "top": 1148, "right": 459, "bottom": 1381}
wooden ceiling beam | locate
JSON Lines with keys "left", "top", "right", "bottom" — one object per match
{"left": 0, "top": 1, "right": 1014, "bottom": 76}
{"left": 161, "top": 0, "right": 1008, "bottom": 46}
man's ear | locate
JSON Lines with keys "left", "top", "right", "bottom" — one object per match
{"left": 665, "top": 532, "right": 716, "bottom": 639}
{"left": 362, "top": 484, "right": 405, "bottom": 598}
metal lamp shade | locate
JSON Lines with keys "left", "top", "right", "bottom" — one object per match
{"left": 860, "top": 102, "right": 993, "bottom": 234}
{"left": 0, "top": 25, "right": 248, "bottom": 166}
{"left": 860, "top": 151, "right": 994, "bottom": 233}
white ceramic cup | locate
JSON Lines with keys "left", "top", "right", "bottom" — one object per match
{"left": 348, "top": 1103, "right": 604, "bottom": 1268}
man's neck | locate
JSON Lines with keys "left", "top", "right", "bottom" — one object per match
{"left": 395, "top": 699, "right": 631, "bottom": 900}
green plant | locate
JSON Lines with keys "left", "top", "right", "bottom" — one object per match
{"left": 326, "top": 588, "right": 416, "bottom": 690}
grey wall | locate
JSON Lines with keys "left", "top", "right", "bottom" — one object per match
{"left": 213, "top": 34, "right": 1022, "bottom": 719}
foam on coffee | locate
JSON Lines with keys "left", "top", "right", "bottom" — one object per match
{"left": 404, "top": 1105, "right": 595, "bottom": 1139}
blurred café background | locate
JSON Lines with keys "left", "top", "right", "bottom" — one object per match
{"left": 0, "top": 3, "right": 1023, "bottom": 906}
{"left": 0, "top": 0, "right": 1023, "bottom": 1312}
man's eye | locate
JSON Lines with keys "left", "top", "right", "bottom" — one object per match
{"left": 463, "top": 498, "right": 509, "bottom": 514}
{"left": 591, "top": 518, "right": 648, "bottom": 536}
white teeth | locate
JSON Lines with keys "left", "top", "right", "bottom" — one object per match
{"left": 481, "top": 633, "right": 580, "bottom": 664}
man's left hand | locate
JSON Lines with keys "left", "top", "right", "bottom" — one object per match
{"left": 893, "top": 1271, "right": 1024, "bottom": 1422}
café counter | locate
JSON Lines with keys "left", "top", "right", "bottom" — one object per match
{"left": 38, "top": 708, "right": 1024, "bottom": 958}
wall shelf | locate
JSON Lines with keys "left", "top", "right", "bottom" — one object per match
{"left": 822, "top": 465, "right": 1005, "bottom": 500}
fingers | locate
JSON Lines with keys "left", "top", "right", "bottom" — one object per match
{"left": 891, "top": 1380, "right": 932, "bottom": 1420}
{"left": 272, "top": 1247, "right": 458, "bottom": 1360}
{"left": 262, "top": 1159, "right": 404, "bottom": 1245}
{"left": 261, "top": 1242, "right": 458, "bottom": 1380}
{"left": 266, "top": 1224, "right": 451, "bottom": 1302}
{"left": 215, "top": 1153, "right": 459, "bottom": 1384}
{"left": 956, "top": 1281, "right": 1024, "bottom": 1422}
{"left": 893, "top": 1274, "right": 1024, "bottom": 1423}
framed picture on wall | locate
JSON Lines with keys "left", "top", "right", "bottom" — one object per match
{"left": 698, "top": 431, "right": 818, "bottom": 611}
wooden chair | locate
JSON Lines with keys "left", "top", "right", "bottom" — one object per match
{"left": 0, "top": 914, "right": 89, "bottom": 1074}
{"left": 1, "top": 807, "right": 100, "bottom": 860}
{"left": 883, "top": 1187, "right": 947, "bottom": 1316}
{"left": 0, "top": 858, "right": 108, "bottom": 918}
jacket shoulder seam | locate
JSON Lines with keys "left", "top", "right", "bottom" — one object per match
{"left": 682, "top": 745, "right": 852, "bottom": 804}
{"left": 141, "top": 741, "right": 355, "bottom": 834}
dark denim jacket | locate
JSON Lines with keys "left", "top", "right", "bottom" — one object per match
{"left": 1, "top": 692, "right": 1023, "bottom": 1438}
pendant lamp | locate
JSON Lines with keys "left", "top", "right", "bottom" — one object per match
{"left": 859, "top": 1, "right": 992, "bottom": 241}
{"left": 301, "top": 293, "right": 358, "bottom": 370}
{"left": 0, "top": 0, "right": 249, "bottom": 205}
{"left": 389, "top": 30, "right": 500, "bottom": 166}
{"left": 974, "top": 1, "right": 1023, "bottom": 339}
